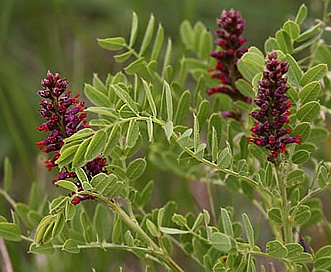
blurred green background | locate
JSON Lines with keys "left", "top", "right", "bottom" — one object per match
{"left": 0, "top": 0, "right": 327, "bottom": 271}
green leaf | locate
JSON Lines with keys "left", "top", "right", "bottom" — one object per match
{"left": 51, "top": 212, "right": 65, "bottom": 238}
{"left": 286, "top": 54, "right": 303, "bottom": 86}
{"left": 299, "top": 81, "right": 320, "bottom": 104}
{"left": 264, "top": 162, "right": 273, "bottom": 187}
{"left": 220, "top": 208, "right": 234, "bottom": 237}
{"left": 287, "top": 83, "right": 298, "bottom": 102}
{"left": 98, "top": 37, "right": 126, "bottom": 51}
{"left": 123, "top": 230, "right": 134, "bottom": 247}
{"left": 55, "top": 180, "right": 78, "bottom": 192}
{"left": 104, "top": 125, "right": 120, "bottom": 155}
{"left": 56, "top": 143, "right": 80, "bottom": 168}
{"left": 180, "top": 20, "right": 193, "bottom": 49}
{"left": 197, "top": 100, "right": 210, "bottom": 128}
{"left": 164, "top": 81, "right": 173, "bottom": 121}
{"left": 162, "top": 39, "right": 172, "bottom": 77}
{"left": 147, "top": 117, "right": 153, "bottom": 142}
{"left": 266, "top": 240, "right": 288, "bottom": 258}
{"left": 3, "top": 157, "right": 12, "bottom": 191}
{"left": 235, "top": 79, "right": 255, "bottom": 97}
{"left": 124, "top": 57, "right": 146, "bottom": 75}
{"left": 29, "top": 243, "right": 55, "bottom": 255}
{"left": 62, "top": 239, "right": 80, "bottom": 254}
{"left": 139, "top": 14, "right": 155, "bottom": 55}
{"left": 283, "top": 21, "right": 300, "bottom": 40}
{"left": 0, "top": 222, "right": 22, "bottom": 241}
{"left": 136, "top": 180, "right": 154, "bottom": 208}
{"left": 104, "top": 180, "right": 124, "bottom": 199}
{"left": 34, "top": 215, "right": 54, "bottom": 244}
{"left": 295, "top": 4, "right": 308, "bottom": 24}
{"left": 151, "top": 23, "right": 164, "bottom": 60}
{"left": 164, "top": 120, "right": 173, "bottom": 140}
{"left": 210, "top": 232, "right": 232, "bottom": 252}
{"left": 63, "top": 128, "right": 94, "bottom": 143}
{"left": 160, "top": 227, "right": 189, "bottom": 235}
{"left": 82, "top": 182, "right": 93, "bottom": 191}
{"left": 291, "top": 205, "right": 311, "bottom": 225}
{"left": 84, "top": 83, "right": 110, "bottom": 107}
{"left": 315, "top": 43, "right": 331, "bottom": 70}
{"left": 72, "top": 139, "right": 94, "bottom": 168}
{"left": 42, "top": 226, "right": 55, "bottom": 243}
{"left": 199, "top": 30, "right": 212, "bottom": 60}
{"left": 129, "top": 12, "right": 138, "bottom": 47}
{"left": 217, "top": 148, "right": 232, "bottom": 168}
{"left": 276, "top": 30, "right": 293, "bottom": 53}
{"left": 315, "top": 257, "right": 331, "bottom": 270}
{"left": 174, "top": 90, "right": 190, "bottom": 125}
{"left": 178, "top": 150, "right": 200, "bottom": 167}
{"left": 296, "top": 101, "right": 320, "bottom": 122}
{"left": 286, "top": 169, "right": 305, "bottom": 186}
{"left": 92, "top": 73, "right": 107, "bottom": 94}
{"left": 285, "top": 243, "right": 303, "bottom": 259}
{"left": 93, "top": 204, "right": 111, "bottom": 242}
{"left": 300, "top": 64, "right": 327, "bottom": 86}
{"left": 268, "top": 208, "right": 282, "bottom": 224}
{"left": 75, "top": 168, "right": 89, "bottom": 184}
{"left": 172, "top": 214, "right": 187, "bottom": 227}
{"left": 146, "top": 219, "right": 159, "bottom": 237}
{"left": 0, "top": 216, "right": 7, "bottom": 223}
{"left": 114, "top": 51, "right": 133, "bottom": 63}
{"left": 112, "top": 84, "right": 139, "bottom": 115}
{"left": 292, "top": 150, "right": 310, "bottom": 164}
{"left": 264, "top": 37, "right": 279, "bottom": 53}
{"left": 318, "top": 165, "right": 329, "bottom": 188}
{"left": 91, "top": 173, "right": 111, "bottom": 193}
{"left": 292, "top": 123, "right": 311, "bottom": 143}
{"left": 290, "top": 252, "right": 313, "bottom": 263}
{"left": 237, "top": 50, "right": 264, "bottom": 82}
{"left": 193, "top": 114, "right": 200, "bottom": 152}
{"left": 296, "top": 22, "right": 321, "bottom": 43}
{"left": 242, "top": 213, "right": 254, "bottom": 249}
{"left": 309, "top": 128, "right": 329, "bottom": 143}
{"left": 125, "top": 119, "right": 140, "bottom": 149}
{"left": 127, "top": 158, "right": 146, "bottom": 180}
{"left": 65, "top": 201, "right": 76, "bottom": 221}
{"left": 316, "top": 245, "right": 331, "bottom": 260}
{"left": 211, "top": 127, "right": 218, "bottom": 163}
{"left": 84, "top": 130, "right": 107, "bottom": 162}
{"left": 142, "top": 79, "right": 157, "bottom": 117}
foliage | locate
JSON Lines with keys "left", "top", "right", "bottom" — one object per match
{"left": 1, "top": 2, "right": 331, "bottom": 272}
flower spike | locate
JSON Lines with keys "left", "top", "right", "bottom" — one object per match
{"left": 207, "top": 9, "right": 251, "bottom": 106}
{"left": 248, "top": 52, "right": 301, "bottom": 164}
{"left": 36, "top": 71, "right": 107, "bottom": 204}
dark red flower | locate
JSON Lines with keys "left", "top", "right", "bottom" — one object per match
{"left": 248, "top": 52, "right": 301, "bottom": 163}
{"left": 37, "top": 71, "right": 108, "bottom": 204}
{"left": 207, "top": 9, "right": 251, "bottom": 106}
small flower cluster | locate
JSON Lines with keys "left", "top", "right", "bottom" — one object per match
{"left": 207, "top": 9, "right": 251, "bottom": 108}
{"left": 37, "top": 71, "right": 107, "bottom": 204}
{"left": 248, "top": 52, "right": 301, "bottom": 163}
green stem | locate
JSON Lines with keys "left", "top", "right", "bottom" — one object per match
{"left": 206, "top": 179, "right": 217, "bottom": 225}
{"left": 89, "top": 193, "right": 184, "bottom": 272}
{"left": 0, "top": 188, "right": 16, "bottom": 208}
{"left": 274, "top": 167, "right": 292, "bottom": 243}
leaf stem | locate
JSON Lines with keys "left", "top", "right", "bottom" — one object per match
{"left": 87, "top": 192, "right": 184, "bottom": 272}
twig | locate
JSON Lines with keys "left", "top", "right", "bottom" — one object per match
{"left": 0, "top": 238, "right": 13, "bottom": 272}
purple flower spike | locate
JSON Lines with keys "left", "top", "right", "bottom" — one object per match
{"left": 247, "top": 52, "right": 301, "bottom": 164}
{"left": 37, "top": 71, "right": 108, "bottom": 205}
{"left": 207, "top": 9, "right": 250, "bottom": 105}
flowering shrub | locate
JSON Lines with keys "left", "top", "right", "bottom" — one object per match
{"left": 1, "top": 3, "right": 331, "bottom": 272}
